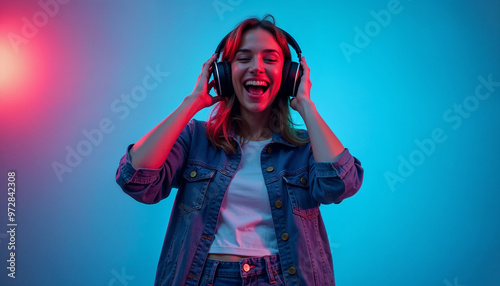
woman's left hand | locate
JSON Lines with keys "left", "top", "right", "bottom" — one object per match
{"left": 290, "top": 56, "right": 313, "bottom": 114}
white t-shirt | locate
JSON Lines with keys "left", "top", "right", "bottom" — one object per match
{"left": 209, "top": 137, "right": 279, "bottom": 256}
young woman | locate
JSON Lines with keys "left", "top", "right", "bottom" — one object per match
{"left": 116, "top": 15, "right": 363, "bottom": 286}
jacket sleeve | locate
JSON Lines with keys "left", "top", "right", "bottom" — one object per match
{"left": 115, "top": 120, "right": 195, "bottom": 204}
{"left": 309, "top": 148, "right": 364, "bottom": 205}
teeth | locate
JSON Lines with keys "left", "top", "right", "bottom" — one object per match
{"left": 245, "top": 80, "right": 268, "bottom": 87}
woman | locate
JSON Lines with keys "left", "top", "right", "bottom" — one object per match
{"left": 116, "top": 15, "right": 363, "bottom": 286}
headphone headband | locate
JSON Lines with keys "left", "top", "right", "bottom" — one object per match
{"left": 214, "top": 28, "right": 302, "bottom": 60}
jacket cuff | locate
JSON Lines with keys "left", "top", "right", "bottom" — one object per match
{"left": 314, "top": 148, "right": 354, "bottom": 179}
{"left": 118, "top": 144, "right": 162, "bottom": 185}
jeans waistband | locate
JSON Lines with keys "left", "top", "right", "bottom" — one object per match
{"left": 206, "top": 254, "right": 281, "bottom": 278}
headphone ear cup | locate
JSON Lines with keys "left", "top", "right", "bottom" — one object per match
{"left": 212, "top": 61, "right": 233, "bottom": 97}
{"left": 283, "top": 61, "right": 302, "bottom": 98}
{"left": 221, "top": 61, "right": 233, "bottom": 97}
{"left": 212, "top": 62, "right": 220, "bottom": 96}
{"left": 281, "top": 60, "right": 291, "bottom": 97}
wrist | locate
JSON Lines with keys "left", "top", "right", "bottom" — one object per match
{"left": 183, "top": 95, "right": 204, "bottom": 116}
{"left": 296, "top": 98, "right": 316, "bottom": 117}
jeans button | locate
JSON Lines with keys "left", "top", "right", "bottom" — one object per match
{"left": 275, "top": 200, "right": 283, "bottom": 208}
{"left": 243, "top": 263, "right": 250, "bottom": 272}
{"left": 288, "top": 266, "right": 297, "bottom": 275}
{"left": 281, "top": 232, "right": 289, "bottom": 241}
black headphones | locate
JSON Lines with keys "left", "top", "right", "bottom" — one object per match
{"left": 211, "top": 28, "right": 303, "bottom": 98}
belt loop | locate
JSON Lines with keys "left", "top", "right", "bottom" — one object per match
{"left": 264, "top": 256, "right": 276, "bottom": 284}
{"left": 207, "top": 260, "right": 220, "bottom": 286}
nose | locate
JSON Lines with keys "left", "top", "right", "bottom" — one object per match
{"left": 249, "top": 57, "right": 265, "bottom": 74}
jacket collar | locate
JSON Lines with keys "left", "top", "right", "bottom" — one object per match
{"left": 228, "top": 128, "right": 301, "bottom": 148}
{"left": 271, "top": 132, "right": 298, "bottom": 147}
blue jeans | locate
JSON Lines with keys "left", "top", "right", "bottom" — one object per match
{"left": 199, "top": 254, "right": 285, "bottom": 286}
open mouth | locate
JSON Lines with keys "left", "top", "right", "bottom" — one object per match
{"left": 244, "top": 80, "right": 269, "bottom": 96}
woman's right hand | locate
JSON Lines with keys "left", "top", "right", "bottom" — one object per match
{"left": 188, "top": 54, "right": 223, "bottom": 111}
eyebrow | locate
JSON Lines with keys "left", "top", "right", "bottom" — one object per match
{"left": 235, "top": 48, "right": 281, "bottom": 55}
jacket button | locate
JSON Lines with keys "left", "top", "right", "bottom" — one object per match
{"left": 266, "top": 166, "right": 274, "bottom": 172}
{"left": 267, "top": 147, "right": 273, "bottom": 154}
{"left": 288, "top": 266, "right": 297, "bottom": 275}
{"left": 300, "top": 177, "right": 307, "bottom": 184}
{"left": 281, "top": 232, "right": 289, "bottom": 241}
{"left": 275, "top": 200, "right": 283, "bottom": 208}
{"left": 243, "top": 263, "right": 250, "bottom": 272}
{"left": 190, "top": 170, "right": 197, "bottom": 178}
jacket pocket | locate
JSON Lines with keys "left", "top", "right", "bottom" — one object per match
{"left": 283, "top": 171, "right": 320, "bottom": 219}
{"left": 178, "top": 164, "right": 216, "bottom": 214}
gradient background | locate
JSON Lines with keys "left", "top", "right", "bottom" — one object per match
{"left": 1, "top": 0, "right": 499, "bottom": 285}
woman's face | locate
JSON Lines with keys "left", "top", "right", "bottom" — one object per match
{"left": 231, "top": 28, "right": 284, "bottom": 116}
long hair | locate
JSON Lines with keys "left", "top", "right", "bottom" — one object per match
{"left": 206, "top": 14, "right": 309, "bottom": 154}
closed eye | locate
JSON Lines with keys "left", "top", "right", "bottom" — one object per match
{"left": 265, "top": 59, "right": 278, "bottom": 63}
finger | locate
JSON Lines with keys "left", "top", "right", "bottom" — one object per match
{"left": 206, "top": 53, "right": 217, "bottom": 64}
{"left": 201, "top": 53, "right": 218, "bottom": 77}
{"left": 289, "top": 97, "right": 298, "bottom": 110}
{"left": 207, "top": 79, "right": 215, "bottom": 91}
{"left": 300, "top": 56, "right": 307, "bottom": 65}
{"left": 209, "top": 95, "right": 224, "bottom": 106}
{"left": 300, "top": 56, "right": 310, "bottom": 75}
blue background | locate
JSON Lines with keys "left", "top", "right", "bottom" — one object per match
{"left": 1, "top": 0, "right": 499, "bottom": 285}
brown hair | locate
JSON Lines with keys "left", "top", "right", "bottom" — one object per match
{"left": 206, "top": 14, "right": 309, "bottom": 154}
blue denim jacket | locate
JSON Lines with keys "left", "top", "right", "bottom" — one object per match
{"left": 116, "top": 119, "right": 364, "bottom": 285}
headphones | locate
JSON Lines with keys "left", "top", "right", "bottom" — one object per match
{"left": 211, "top": 28, "right": 303, "bottom": 98}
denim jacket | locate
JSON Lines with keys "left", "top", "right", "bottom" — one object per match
{"left": 115, "top": 119, "right": 364, "bottom": 285}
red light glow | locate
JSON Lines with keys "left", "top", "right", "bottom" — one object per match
{"left": 0, "top": 41, "right": 27, "bottom": 97}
